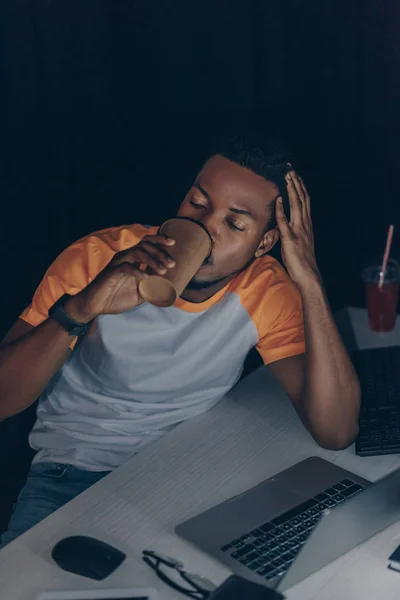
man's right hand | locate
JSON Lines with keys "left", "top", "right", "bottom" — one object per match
{"left": 64, "top": 234, "right": 176, "bottom": 322}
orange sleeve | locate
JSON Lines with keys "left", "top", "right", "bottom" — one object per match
{"left": 255, "top": 279, "right": 305, "bottom": 365}
{"left": 19, "top": 223, "right": 153, "bottom": 330}
{"left": 236, "top": 256, "right": 305, "bottom": 365}
{"left": 20, "top": 243, "right": 92, "bottom": 331}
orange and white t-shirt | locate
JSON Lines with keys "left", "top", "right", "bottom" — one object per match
{"left": 21, "top": 224, "right": 305, "bottom": 471}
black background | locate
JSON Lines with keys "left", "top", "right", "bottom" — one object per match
{"left": 1, "top": 0, "right": 400, "bottom": 338}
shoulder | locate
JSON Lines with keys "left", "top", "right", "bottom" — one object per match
{"left": 232, "top": 257, "right": 305, "bottom": 364}
{"left": 74, "top": 223, "right": 157, "bottom": 261}
{"left": 52, "top": 223, "right": 158, "bottom": 283}
{"left": 232, "top": 255, "right": 297, "bottom": 299}
{"left": 78, "top": 223, "right": 157, "bottom": 251}
{"left": 232, "top": 255, "right": 303, "bottom": 326}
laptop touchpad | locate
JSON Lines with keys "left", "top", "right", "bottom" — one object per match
{"left": 225, "top": 479, "right": 305, "bottom": 525}
{"left": 180, "top": 480, "right": 307, "bottom": 543}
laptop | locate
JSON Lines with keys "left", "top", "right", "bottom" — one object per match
{"left": 176, "top": 457, "right": 400, "bottom": 590}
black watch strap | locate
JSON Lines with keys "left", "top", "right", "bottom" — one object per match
{"left": 48, "top": 294, "right": 92, "bottom": 337}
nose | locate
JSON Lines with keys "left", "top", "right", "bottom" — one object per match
{"left": 198, "top": 213, "right": 218, "bottom": 246}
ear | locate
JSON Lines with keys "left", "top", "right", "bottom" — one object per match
{"left": 254, "top": 228, "right": 280, "bottom": 258}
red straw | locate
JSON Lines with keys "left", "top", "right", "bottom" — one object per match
{"left": 379, "top": 224, "right": 395, "bottom": 288}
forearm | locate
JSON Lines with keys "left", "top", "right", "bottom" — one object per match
{"left": 0, "top": 318, "right": 72, "bottom": 421}
{"left": 299, "top": 275, "right": 361, "bottom": 449}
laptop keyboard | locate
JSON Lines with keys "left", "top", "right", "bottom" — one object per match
{"left": 352, "top": 347, "right": 400, "bottom": 456}
{"left": 220, "top": 478, "right": 364, "bottom": 582}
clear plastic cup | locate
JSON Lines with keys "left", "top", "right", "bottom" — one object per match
{"left": 362, "top": 258, "right": 400, "bottom": 332}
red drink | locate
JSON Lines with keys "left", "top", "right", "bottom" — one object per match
{"left": 365, "top": 281, "right": 399, "bottom": 332}
{"left": 362, "top": 260, "right": 400, "bottom": 332}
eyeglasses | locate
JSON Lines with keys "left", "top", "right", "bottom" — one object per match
{"left": 142, "top": 549, "right": 217, "bottom": 599}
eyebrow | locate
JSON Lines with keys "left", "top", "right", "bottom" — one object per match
{"left": 194, "top": 182, "right": 255, "bottom": 220}
{"left": 194, "top": 182, "right": 211, "bottom": 201}
{"left": 229, "top": 207, "right": 254, "bottom": 218}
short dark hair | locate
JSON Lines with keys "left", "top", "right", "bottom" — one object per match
{"left": 206, "top": 129, "right": 292, "bottom": 229}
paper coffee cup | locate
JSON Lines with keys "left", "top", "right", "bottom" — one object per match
{"left": 139, "top": 217, "right": 212, "bottom": 307}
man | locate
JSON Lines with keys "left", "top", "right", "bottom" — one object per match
{"left": 0, "top": 132, "right": 360, "bottom": 547}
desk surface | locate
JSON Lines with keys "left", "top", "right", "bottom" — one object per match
{"left": 1, "top": 307, "right": 400, "bottom": 600}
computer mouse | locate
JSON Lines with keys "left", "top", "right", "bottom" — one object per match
{"left": 51, "top": 535, "right": 126, "bottom": 580}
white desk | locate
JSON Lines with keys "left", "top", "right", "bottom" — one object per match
{"left": 1, "top": 307, "right": 400, "bottom": 600}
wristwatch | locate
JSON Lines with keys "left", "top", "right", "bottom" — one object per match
{"left": 48, "top": 294, "right": 92, "bottom": 337}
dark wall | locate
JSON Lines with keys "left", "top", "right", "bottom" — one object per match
{"left": 1, "top": 0, "right": 400, "bottom": 338}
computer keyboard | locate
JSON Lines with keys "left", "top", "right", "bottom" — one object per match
{"left": 353, "top": 346, "right": 400, "bottom": 456}
{"left": 220, "top": 478, "right": 364, "bottom": 582}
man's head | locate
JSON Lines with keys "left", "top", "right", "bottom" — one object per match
{"left": 177, "top": 130, "right": 292, "bottom": 292}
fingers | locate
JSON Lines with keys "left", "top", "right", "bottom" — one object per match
{"left": 140, "top": 234, "right": 176, "bottom": 264}
{"left": 144, "top": 234, "right": 176, "bottom": 247}
{"left": 286, "top": 170, "right": 312, "bottom": 228}
{"left": 136, "top": 247, "right": 173, "bottom": 275}
{"left": 140, "top": 239, "right": 176, "bottom": 268}
{"left": 275, "top": 197, "right": 292, "bottom": 237}
{"left": 289, "top": 171, "right": 304, "bottom": 202}
{"left": 285, "top": 171, "right": 303, "bottom": 227}
{"left": 298, "top": 174, "right": 311, "bottom": 221}
{"left": 111, "top": 235, "right": 176, "bottom": 275}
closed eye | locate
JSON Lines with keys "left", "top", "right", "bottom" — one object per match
{"left": 189, "top": 199, "right": 207, "bottom": 210}
{"left": 227, "top": 220, "right": 245, "bottom": 232}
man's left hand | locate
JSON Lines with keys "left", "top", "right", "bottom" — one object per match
{"left": 276, "top": 170, "right": 319, "bottom": 287}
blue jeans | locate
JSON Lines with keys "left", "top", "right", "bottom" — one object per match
{"left": 0, "top": 462, "right": 110, "bottom": 549}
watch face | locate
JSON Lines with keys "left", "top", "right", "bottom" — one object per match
{"left": 49, "top": 295, "right": 90, "bottom": 336}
